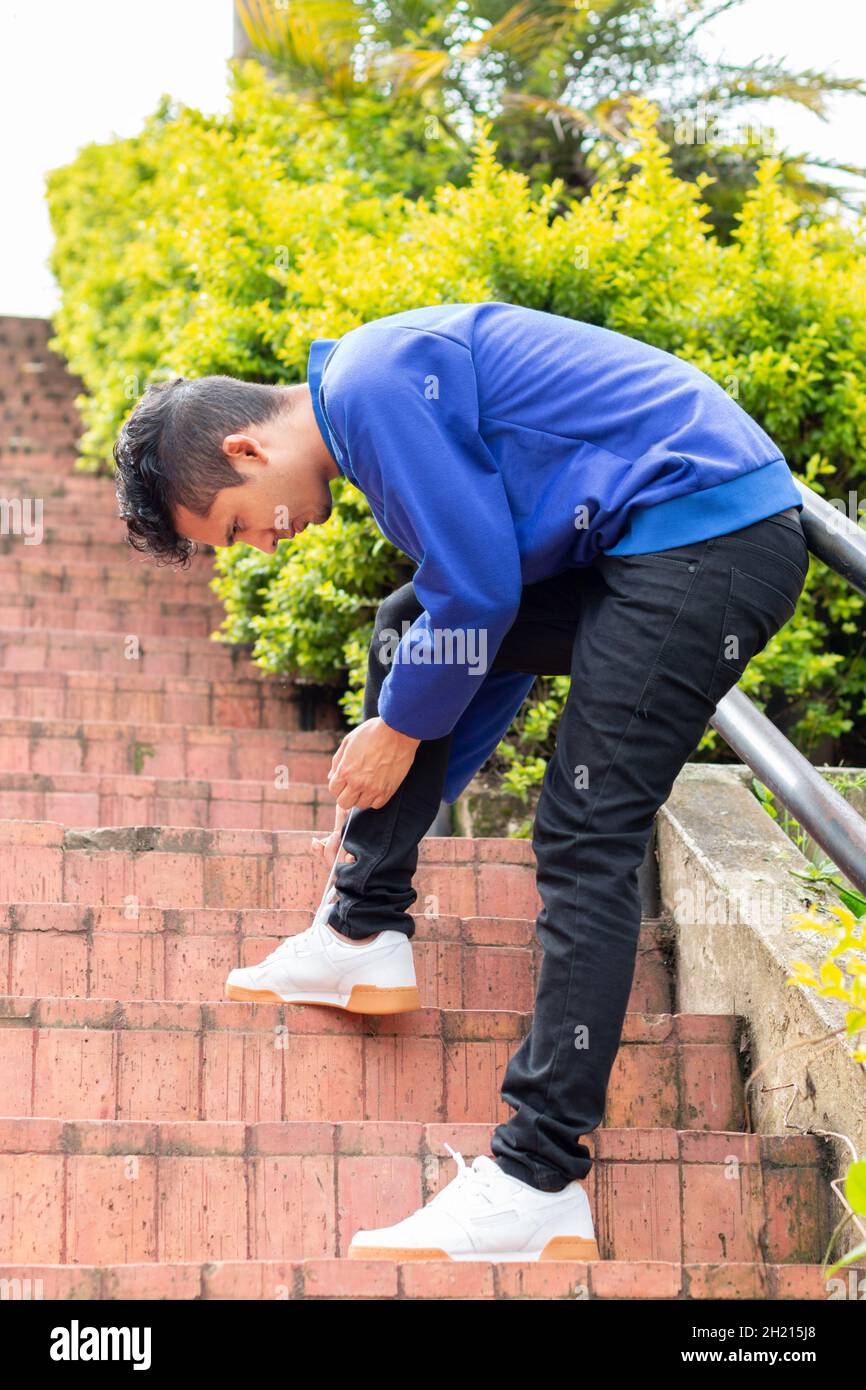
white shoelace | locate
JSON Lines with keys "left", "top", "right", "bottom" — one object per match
{"left": 313, "top": 805, "right": 356, "bottom": 915}
{"left": 264, "top": 807, "right": 357, "bottom": 961}
{"left": 428, "top": 1145, "right": 501, "bottom": 1206}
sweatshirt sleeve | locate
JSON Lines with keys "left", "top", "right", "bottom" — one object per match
{"left": 323, "top": 323, "right": 524, "bottom": 741}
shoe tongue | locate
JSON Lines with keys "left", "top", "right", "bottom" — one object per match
{"left": 471, "top": 1155, "right": 502, "bottom": 1177}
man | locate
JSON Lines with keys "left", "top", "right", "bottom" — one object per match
{"left": 114, "top": 301, "right": 809, "bottom": 1263}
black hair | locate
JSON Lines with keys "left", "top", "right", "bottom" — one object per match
{"left": 113, "top": 375, "right": 289, "bottom": 566}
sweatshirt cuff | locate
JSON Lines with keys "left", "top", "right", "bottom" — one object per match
{"left": 377, "top": 672, "right": 462, "bottom": 741}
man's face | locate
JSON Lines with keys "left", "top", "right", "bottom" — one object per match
{"left": 173, "top": 409, "right": 335, "bottom": 554}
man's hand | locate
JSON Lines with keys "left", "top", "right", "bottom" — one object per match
{"left": 328, "top": 716, "right": 420, "bottom": 811}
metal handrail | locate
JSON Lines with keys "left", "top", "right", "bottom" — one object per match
{"left": 710, "top": 687, "right": 866, "bottom": 893}
{"left": 794, "top": 479, "right": 866, "bottom": 599}
{"left": 710, "top": 483, "right": 866, "bottom": 895}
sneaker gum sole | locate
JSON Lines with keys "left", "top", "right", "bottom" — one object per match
{"left": 347, "top": 1235, "right": 601, "bottom": 1262}
{"left": 224, "top": 982, "right": 421, "bottom": 1014}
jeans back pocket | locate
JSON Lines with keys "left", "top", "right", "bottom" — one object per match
{"left": 708, "top": 565, "right": 800, "bottom": 707}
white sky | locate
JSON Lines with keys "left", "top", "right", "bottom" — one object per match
{"left": 0, "top": 0, "right": 863, "bottom": 318}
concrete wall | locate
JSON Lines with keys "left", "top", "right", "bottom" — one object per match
{"left": 658, "top": 763, "right": 866, "bottom": 1259}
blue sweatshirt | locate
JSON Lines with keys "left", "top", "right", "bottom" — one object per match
{"left": 306, "top": 301, "right": 802, "bottom": 803}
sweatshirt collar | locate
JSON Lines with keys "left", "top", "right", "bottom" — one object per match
{"left": 306, "top": 338, "right": 344, "bottom": 473}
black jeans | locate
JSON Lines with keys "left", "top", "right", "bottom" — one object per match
{"left": 326, "top": 507, "right": 810, "bottom": 1190}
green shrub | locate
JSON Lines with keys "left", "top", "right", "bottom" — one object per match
{"left": 46, "top": 72, "right": 866, "bottom": 799}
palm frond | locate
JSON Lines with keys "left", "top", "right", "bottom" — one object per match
{"left": 705, "top": 63, "right": 866, "bottom": 118}
{"left": 236, "top": 0, "right": 363, "bottom": 84}
{"left": 679, "top": 0, "right": 746, "bottom": 42}
{"left": 382, "top": 0, "right": 584, "bottom": 93}
{"left": 377, "top": 45, "right": 454, "bottom": 94}
{"left": 787, "top": 155, "right": 866, "bottom": 180}
{"left": 500, "top": 90, "right": 625, "bottom": 141}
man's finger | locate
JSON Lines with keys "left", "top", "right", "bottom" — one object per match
{"left": 329, "top": 738, "right": 348, "bottom": 776}
{"left": 328, "top": 768, "right": 348, "bottom": 798}
{"left": 330, "top": 769, "right": 353, "bottom": 797}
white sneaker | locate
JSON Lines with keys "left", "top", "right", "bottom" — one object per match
{"left": 347, "top": 1145, "right": 600, "bottom": 1262}
{"left": 224, "top": 888, "right": 420, "bottom": 1014}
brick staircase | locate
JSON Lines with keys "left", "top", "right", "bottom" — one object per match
{"left": 0, "top": 317, "right": 834, "bottom": 1300}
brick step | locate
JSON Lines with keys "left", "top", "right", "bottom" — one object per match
{"left": 0, "top": 1118, "right": 829, "bottom": 1266}
{"left": 0, "top": 351, "right": 76, "bottom": 367}
{"left": 0, "top": 440, "right": 80, "bottom": 460}
{"left": 16, "top": 492, "right": 121, "bottom": 517}
{"left": 1, "top": 824, "right": 538, "bottom": 916}
{"left": 0, "top": 522, "right": 164, "bottom": 561}
{"left": 0, "top": 315, "right": 65, "bottom": 340}
{"left": 0, "top": 720, "right": 337, "bottom": 783}
{"left": 0, "top": 541, "right": 214, "bottom": 574}
{"left": 0, "top": 373, "right": 78, "bottom": 393}
{"left": 0, "top": 390, "right": 80, "bottom": 411}
{"left": 0, "top": 389, "right": 71, "bottom": 406}
{"left": 0, "top": 376, "right": 76, "bottom": 391}
{"left": 0, "top": 368, "right": 75, "bottom": 383}
{"left": 0, "top": 368, "right": 78, "bottom": 386}
{"left": 0, "top": 997, "right": 744, "bottom": 1129}
{"left": 0, "top": 364, "right": 73, "bottom": 385}
{"left": 0, "top": 556, "right": 212, "bottom": 601}
{"left": 0, "top": 350, "right": 77, "bottom": 368}
{"left": 0, "top": 519, "right": 135, "bottom": 550}
{"left": 0, "top": 1258, "right": 836, "bottom": 1301}
{"left": 0, "top": 419, "right": 78, "bottom": 434}
{"left": 0, "top": 363, "right": 78, "bottom": 383}
{"left": 0, "top": 670, "right": 335, "bottom": 730}
{"left": 0, "top": 413, "right": 78, "bottom": 427}
{"left": 0, "top": 360, "right": 77, "bottom": 380}
{"left": 0, "top": 429, "right": 78, "bottom": 443}
{"left": 0, "top": 347, "right": 75, "bottom": 361}
{"left": 0, "top": 413, "right": 79, "bottom": 431}
{"left": 0, "top": 386, "right": 74, "bottom": 399}
{"left": 0, "top": 413, "right": 78, "bottom": 430}
{"left": 0, "top": 593, "right": 224, "bottom": 639}
{"left": 0, "top": 530, "right": 176, "bottom": 560}
{"left": 0, "top": 355, "right": 76, "bottom": 372}
{"left": 0, "top": 434, "right": 82, "bottom": 457}
{"left": 0, "top": 517, "right": 190, "bottom": 547}
{"left": 0, "top": 369, "right": 78, "bottom": 387}
{"left": 0, "top": 400, "right": 79, "bottom": 420}
{"left": 0, "top": 362, "right": 73, "bottom": 381}
{"left": 0, "top": 381, "right": 79, "bottom": 398}
{"left": 0, "top": 904, "right": 673, "bottom": 1014}
{"left": 0, "top": 770, "right": 335, "bottom": 831}
{"left": 14, "top": 502, "right": 130, "bottom": 534}
{"left": 0, "top": 531, "right": 213, "bottom": 568}
{"left": 0, "top": 359, "right": 73, "bottom": 376}
{"left": 0, "top": 476, "right": 124, "bottom": 505}
{"left": 0, "top": 449, "right": 91, "bottom": 472}
{"left": 1, "top": 401, "right": 80, "bottom": 419}
{"left": 0, "top": 627, "right": 257, "bottom": 678}
{"left": 0, "top": 445, "right": 103, "bottom": 465}
{"left": 0, "top": 364, "right": 77, "bottom": 381}
{"left": 0, "top": 412, "right": 80, "bottom": 434}
{"left": 0, "top": 421, "right": 77, "bottom": 436}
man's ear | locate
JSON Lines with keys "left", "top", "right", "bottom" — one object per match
{"left": 222, "top": 433, "right": 267, "bottom": 465}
